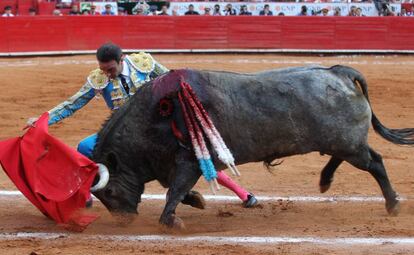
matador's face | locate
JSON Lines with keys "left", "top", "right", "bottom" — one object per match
{"left": 99, "top": 58, "right": 123, "bottom": 80}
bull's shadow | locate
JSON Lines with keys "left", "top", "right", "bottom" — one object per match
{"left": 90, "top": 65, "right": 414, "bottom": 229}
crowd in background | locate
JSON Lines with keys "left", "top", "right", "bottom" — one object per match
{"left": 1, "top": 0, "right": 412, "bottom": 17}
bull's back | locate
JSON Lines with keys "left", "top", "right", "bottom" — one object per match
{"left": 190, "top": 66, "right": 371, "bottom": 164}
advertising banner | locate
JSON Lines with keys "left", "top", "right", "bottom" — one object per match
{"left": 169, "top": 2, "right": 401, "bottom": 16}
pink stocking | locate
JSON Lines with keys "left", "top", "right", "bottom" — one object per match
{"left": 217, "top": 171, "right": 249, "bottom": 201}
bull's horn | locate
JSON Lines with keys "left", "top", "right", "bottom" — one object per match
{"left": 90, "top": 163, "right": 109, "bottom": 192}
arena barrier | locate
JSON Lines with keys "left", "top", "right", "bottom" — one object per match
{"left": 1, "top": 16, "right": 414, "bottom": 56}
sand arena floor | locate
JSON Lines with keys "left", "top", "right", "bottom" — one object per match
{"left": 0, "top": 54, "right": 413, "bottom": 254}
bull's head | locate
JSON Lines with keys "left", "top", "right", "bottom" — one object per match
{"left": 91, "top": 152, "right": 145, "bottom": 225}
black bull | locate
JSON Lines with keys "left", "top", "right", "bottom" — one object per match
{"left": 91, "top": 65, "right": 414, "bottom": 228}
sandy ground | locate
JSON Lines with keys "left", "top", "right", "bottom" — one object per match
{"left": 0, "top": 54, "right": 413, "bottom": 254}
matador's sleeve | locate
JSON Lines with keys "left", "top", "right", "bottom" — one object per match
{"left": 47, "top": 81, "right": 96, "bottom": 126}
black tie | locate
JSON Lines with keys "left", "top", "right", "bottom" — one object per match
{"left": 120, "top": 76, "right": 129, "bottom": 95}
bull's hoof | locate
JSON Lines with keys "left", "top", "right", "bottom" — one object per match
{"left": 182, "top": 190, "right": 206, "bottom": 209}
{"left": 160, "top": 214, "right": 186, "bottom": 230}
{"left": 386, "top": 200, "right": 400, "bottom": 216}
{"left": 171, "top": 215, "right": 185, "bottom": 229}
{"left": 319, "top": 183, "right": 331, "bottom": 193}
{"left": 319, "top": 177, "right": 333, "bottom": 193}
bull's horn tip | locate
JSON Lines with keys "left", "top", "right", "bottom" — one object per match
{"left": 90, "top": 163, "right": 110, "bottom": 192}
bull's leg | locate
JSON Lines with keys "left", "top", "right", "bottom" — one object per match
{"left": 159, "top": 151, "right": 201, "bottom": 229}
{"left": 167, "top": 189, "right": 206, "bottom": 209}
{"left": 345, "top": 147, "right": 399, "bottom": 216}
{"left": 319, "top": 156, "right": 343, "bottom": 193}
{"left": 181, "top": 190, "right": 206, "bottom": 209}
{"left": 366, "top": 148, "right": 400, "bottom": 215}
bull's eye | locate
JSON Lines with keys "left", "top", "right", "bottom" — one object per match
{"left": 105, "top": 188, "right": 113, "bottom": 197}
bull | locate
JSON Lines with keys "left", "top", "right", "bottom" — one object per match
{"left": 90, "top": 65, "right": 414, "bottom": 229}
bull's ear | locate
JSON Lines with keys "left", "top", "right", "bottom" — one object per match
{"left": 106, "top": 152, "right": 118, "bottom": 172}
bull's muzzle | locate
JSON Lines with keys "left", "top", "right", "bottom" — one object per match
{"left": 90, "top": 163, "right": 109, "bottom": 192}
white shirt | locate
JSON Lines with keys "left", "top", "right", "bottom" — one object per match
{"left": 120, "top": 60, "right": 132, "bottom": 86}
{"left": 2, "top": 13, "right": 14, "bottom": 17}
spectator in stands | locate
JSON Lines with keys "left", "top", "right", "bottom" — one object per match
{"left": 101, "top": 4, "right": 115, "bottom": 16}
{"left": 374, "top": 0, "right": 391, "bottom": 16}
{"left": 373, "top": 0, "right": 381, "bottom": 15}
{"left": 399, "top": 8, "right": 408, "bottom": 16}
{"left": 298, "top": 5, "right": 308, "bottom": 16}
{"left": 348, "top": 6, "right": 357, "bottom": 16}
{"left": 118, "top": 7, "right": 128, "bottom": 16}
{"left": 259, "top": 4, "right": 273, "bottom": 16}
{"left": 133, "top": 1, "right": 150, "bottom": 15}
{"left": 185, "top": 4, "right": 199, "bottom": 15}
{"left": 239, "top": 5, "right": 252, "bottom": 16}
{"left": 29, "top": 8, "right": 36, "bottom": 16}
{"left": 311, "top": 8, "right": 329, "bottom": 16}
{"left": 82, "top": 9, "right": 90, "bottom": 16}
{"left": 69, "top": 4, "right": 81, "bottom": 15}
{"left": 148, "top": 5, "right": 158, "bottom": 16}
{"left": 52, "top": 9, "right": 63, "bottom": 16}
{"left": 158, "top": 5, "right": 169, "bottom": 16}
{"left": 278, "top": 12, "right": 285, "bottom": 16}
{"left": 406, "top": 6, "right": 414, "bottom": 16}
{"left": 380, "top": 2, "right": 395, "bottom": 16}
{"left": 2, "top": 6, "right": 14, "bottom": 17}
{"left": 213, "top": 4, "right": 222, "bottom": 16}
{"left": 311, "top": 9, "right": 321, "bottom": 16}
{"left": 90, "top": 5, "right": 100, "bottom": 16}
{"left": 203, "top": 7, "right": 211, "bottom": 16}
{"left": 224, "top": 4, "right": 236, "bottom": 16}
{"left": 333, "top": 7, "right": 341, "bottom": 16}
{"left": 135, "top": 6, "right": 145, "bottom": 16}
{"left": 355, "top": 7, "right": 364, "bottom": 16}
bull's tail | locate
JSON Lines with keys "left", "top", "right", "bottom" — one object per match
{"left": 330, "top": 65, "right": 414, "bottom": 146}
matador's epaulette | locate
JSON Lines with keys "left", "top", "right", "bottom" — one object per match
{"left": 87, "top": 68, "right": 109, "bottom": 89}
{"left": 127, "top": 52, "right": 155, "bottom": 73}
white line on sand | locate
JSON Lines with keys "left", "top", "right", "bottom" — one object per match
{"left": 0, "top": 190, "right": 399, "bottom": 203}
{"left": 0, "top": 232, "right": 414, "bottom": 246}
{"left": 1, "top": 58, "right": 414, "bottom": 67}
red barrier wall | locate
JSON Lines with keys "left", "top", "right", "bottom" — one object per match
{"left": 1, "top": 16, "right": 414, "bottom": 54}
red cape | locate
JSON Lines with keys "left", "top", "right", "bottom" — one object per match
{"left": 0, "top": 113, "right": 99, "bottom": 231}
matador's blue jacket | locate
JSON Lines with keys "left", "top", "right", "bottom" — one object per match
{"left": 48, "top": 52, "right": 169, "bottom": 125}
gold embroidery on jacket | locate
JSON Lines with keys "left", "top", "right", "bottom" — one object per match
{"left": 128, "top": 52, "right": 155, "bottom": 73}
{"left": 87, "top": 69, "right": 109, "bottom": 89}
{"left": 113, "top": 99, "right": 126, "bottom": 109}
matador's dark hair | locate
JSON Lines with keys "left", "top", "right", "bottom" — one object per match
{"left": 96, "top": 43, "right": 123, "bottom": 63}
